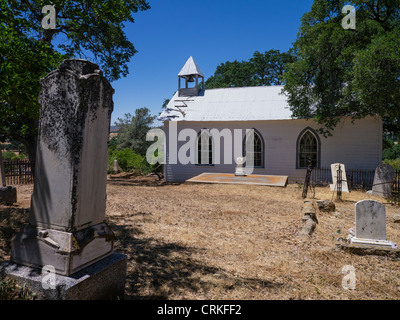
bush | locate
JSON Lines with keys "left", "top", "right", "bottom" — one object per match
{"left": 2, "top": 152, "right": 28, "bottom": 161}
{"left": 108, "top": 148, "right": 153, "bottom": 174}
{"left": 383, "top": 144, "right": 400, "bottom": 160}
{"left": 382, "top": 158, "right": 400, "bottom": 170}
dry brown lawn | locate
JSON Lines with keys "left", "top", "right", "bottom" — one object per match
{"left": 2, "top": 176, "right": 400, "bottom": 300}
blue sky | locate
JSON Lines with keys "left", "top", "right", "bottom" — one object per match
{"left": 110, "top": 0, "right": 314, "bottom": 126}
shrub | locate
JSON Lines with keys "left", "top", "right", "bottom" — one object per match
{"left": 382, "top": 158, "right": 400, "bottom": 170}
{"left": 1, "top": 152, "right": 28, "bottom": 161}
{"left": 108, "top": 148, "right": 152, "bottom": 174}
{"left": 383, "top": 144, "right": 400, "bottom": 160}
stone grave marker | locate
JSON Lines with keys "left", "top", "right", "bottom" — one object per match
{"left": 2, "top": 59, "right": 127, "bottom": 299}
{"left": 329, "top": 163, "right": 349, "bottom": 193}
{"left": 0, "top": 145, "right": 17, "bottom": 205}
{"left": 349, "top": 199, "right": 393, "bottom": 248}
{"left": 372, "top": 164, "right": 395, "bottom": 198}
{"left": 113, "top": 158, "right": 120, "bottom": 173}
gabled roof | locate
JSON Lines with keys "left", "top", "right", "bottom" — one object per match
{"left": 158, "top": 85, "right": 293, "bottom": 122}
{"left": 178, "top": 56, "right": 204, "bottom": 78}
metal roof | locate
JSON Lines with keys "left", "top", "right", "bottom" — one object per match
{"left": 178, "top": 56, "right": 204, "bottom": 78}
{"left": 158, "top": 85, "right": 293, "bottom": 122}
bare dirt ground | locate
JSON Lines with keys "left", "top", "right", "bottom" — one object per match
{"left": 2, "top": 175, "right": 400, "bottom": 300}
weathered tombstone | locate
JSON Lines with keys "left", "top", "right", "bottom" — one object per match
{"left": 113, "top": 158, "right": 120, "bottom": 173}
{"left": 2, "top": 59, "right": 127, "bottom": 299}
{"left": 298, "top": 200, "right": 318, "bottom": 237}
{"left": 329, "top": 163, "right": 349, "bottom": 193}
{"left": 235, "top": 157, "right": 246, "bottom": 176}
{"left": 372, "top": 164, "right": 395, "bottom": 198}
{"left": 349, "top": 199, "right": 393, "bottom": 248}
{"left": 0, "top": 146, "right": 17, "bottom": 205}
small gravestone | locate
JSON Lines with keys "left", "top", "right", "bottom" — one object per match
{"left": 235, "top": 157, "right": 246, "bottom": 176}
{"left": 330, "top": 163, "right": 349, "bottom": 193}
{"left": 2, "top": 59, "right": 127, "bottom": 300}
{"left": 349, "top": 199, "right": 394, "bottom": 248}
{"left": 372, "top": 164, "right": 395, "bottom": 198}
{"left": 113, "top": 158, "right": 120, "bottom": 173}
{"left": 0, "top": 149, "right": 17, "bottom": 205}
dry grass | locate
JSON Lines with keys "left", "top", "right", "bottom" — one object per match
{"left": 2, "top": 177, "right": 400, "bottom": 300}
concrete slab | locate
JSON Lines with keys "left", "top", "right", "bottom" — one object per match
{"left": 1, "top": 252, "right": 127, "bottom": 300}
{"left": 186, "top": 173, "right": 288, "bottom": 187}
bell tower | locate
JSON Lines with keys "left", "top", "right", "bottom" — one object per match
{"left": 178, "top": 56, "right": 204, "bottom": 97}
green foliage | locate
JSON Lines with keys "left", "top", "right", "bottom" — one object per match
{"left": 205, "top": 49, "right": 295, "bottom": 89}
{"left": 283, "top": 0, "right": 400, "bottom": 135}
{"left": 0, "top": 0, "right": 150, "bottom": 160}
{"left": 108, "top": 148, "right": 152, "bottom": 174}
{"left": 382, "top": 158, "right": 400, "bottom": 170}
{"left": 382, "top": 140, "right": 400, "bottom": 160}
{"left": 113, "top": 108, "right": 157, "bottom": 157}
{"left": 206, "top": 60, "right": 255, "bottom": 88}
{"left": 2, "top": 151, "right": 28, "bottom": 161}
{"left": 0, "top": 0, "right": 66, "bottom": 158}
{"left": 380, "top": 137, "right": 400, "bottom": 169}
{"left": 5, "top": 0, "right": 150, "bottom": 82}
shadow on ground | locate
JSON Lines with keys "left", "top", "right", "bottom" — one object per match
{"left": 107, "top": 214, "right": 285, "bottom": 300}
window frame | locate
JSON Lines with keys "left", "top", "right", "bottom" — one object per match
{"left": 196, "top": 129, "right": 214, "bottom": 166}
{"left": 296, "top": 127, "right": 321, "bottom": 169}
{"left": 243, "top": 128, "right": 264, "bottom": 169}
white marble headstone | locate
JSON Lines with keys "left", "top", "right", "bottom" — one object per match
{"left": 350, "top": 199, "right": 393, "bottom": 247}
{"left": 330, "top": 163, "right": 349, "bottom": 193}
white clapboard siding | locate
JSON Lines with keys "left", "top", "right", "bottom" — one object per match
{"left": 162, "top": 116, "right": 382, "bottom": 183}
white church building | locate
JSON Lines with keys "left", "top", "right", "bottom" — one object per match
{"left": 158, "top": 57, "right": 382, "bottom": 183}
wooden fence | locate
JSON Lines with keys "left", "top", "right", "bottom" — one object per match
{"left": 3, "top": 160, "right": 35, "bottom": 185}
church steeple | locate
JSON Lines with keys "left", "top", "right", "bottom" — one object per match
{"left": 178, "top": 56, "right": 204, "bottom": 97}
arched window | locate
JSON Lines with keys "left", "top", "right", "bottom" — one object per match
{"left": 244, "top": 129, "right": 264, "bottom": 168}
{"left": 197, "top": 130, "right": 213, "bottom": 165}
{"left": 297, "top": 128, "right": 320, "bottom": 169}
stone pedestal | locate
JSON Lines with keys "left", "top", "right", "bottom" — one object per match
{"left": 10, "top": 59, "right": 116, "bottom": 278}
{"left": 1, "top": 253, "right": 127, "bottom": 300}
{"left": 11, "top": 223, "right": 114, "bottom": 276}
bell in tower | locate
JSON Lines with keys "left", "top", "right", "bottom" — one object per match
{"left": 178, "top": 56, "right": 204, "bottom": 97}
